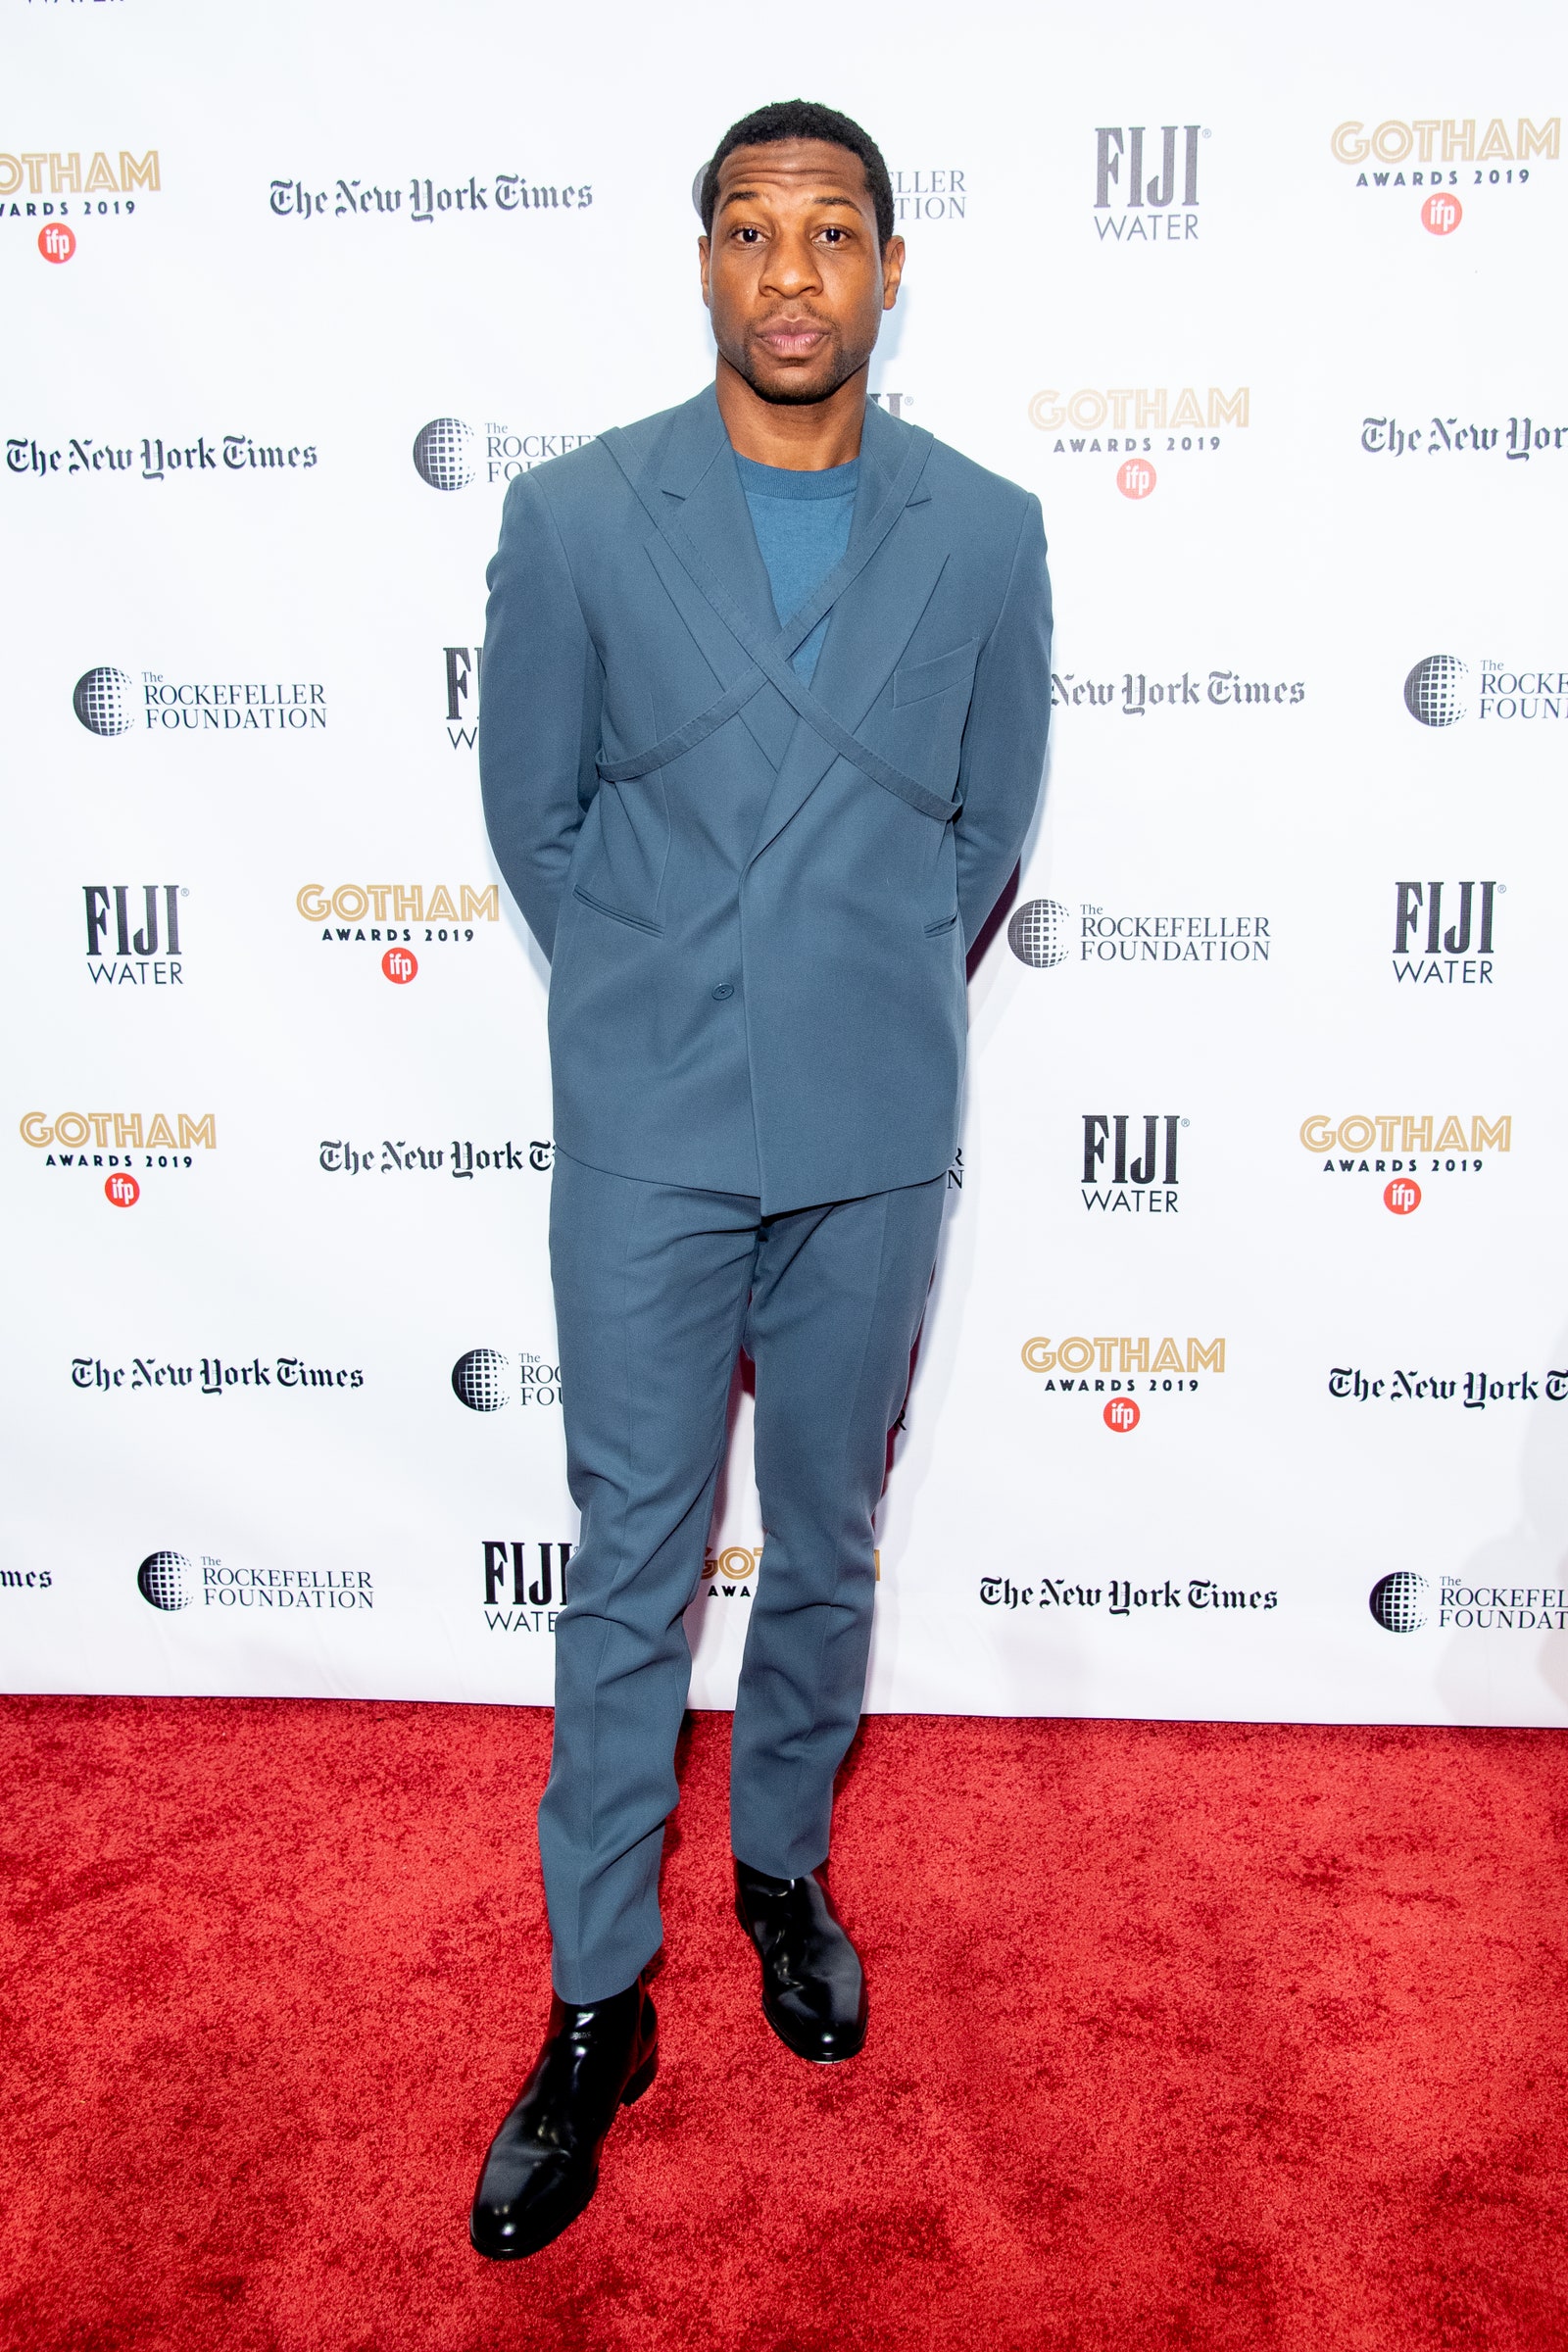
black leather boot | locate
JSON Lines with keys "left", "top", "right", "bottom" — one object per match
{"left": 468, "top": 1975, "right": 657, "bottom": 2260}
{"left": 734, "top": 1859, "right": 867, "bottom": 2063}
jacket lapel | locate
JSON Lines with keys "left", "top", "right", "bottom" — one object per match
{"left": 653, "top": 385, "right": 779, "bottom": 637}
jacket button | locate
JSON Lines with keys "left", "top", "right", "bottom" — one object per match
{"left": 711, "top": 983, "right": 734, "bottom": 1001}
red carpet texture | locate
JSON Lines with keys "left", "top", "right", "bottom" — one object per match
{"left": 1, "top": 1701, "right": 1565, "bottom": 2352}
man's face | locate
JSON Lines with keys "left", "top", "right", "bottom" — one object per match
{"left": 700, "top": 138, "right": 904, "bottom": 407}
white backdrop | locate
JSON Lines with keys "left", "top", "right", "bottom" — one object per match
{"left": 5, "top": 0, "right": 1568, "bottom": 1726}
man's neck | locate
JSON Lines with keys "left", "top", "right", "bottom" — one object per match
{"left": 714, "top": 355, "right": 867, "bottom": 470}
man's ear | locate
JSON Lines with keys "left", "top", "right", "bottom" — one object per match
{"left": 698, "top": 233, "right": 711, "bottom": 310}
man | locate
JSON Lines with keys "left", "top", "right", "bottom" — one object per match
{"left": 471, "top": 97, "right": 1051, "bottom": 2258}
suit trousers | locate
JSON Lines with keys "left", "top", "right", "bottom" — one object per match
{"left": 540, "top": 1152, "right": 947, "bottom": 2002}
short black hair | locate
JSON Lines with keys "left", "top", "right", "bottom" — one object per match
{"left": 700, "top": 100, "right": 895, "bottom": 250}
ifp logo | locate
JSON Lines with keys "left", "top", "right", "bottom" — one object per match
{"left": 38, "top": 223, "right": 75, "bottom": 264}
{"left": 1421, "top": 192, "right": 1462, "bottom": 235}
{"left": 1384, "top": 1178, "right": 1421, "bottom": 1214}
{"left": 1103, "top": 1396, "right": 1141, "bottom": 1432}
{"left": 104, "top": 1172, "right": 140, "bottom": 1207}
{"left": 1116, "top": 459, "right": 1156, "bottom": 500}
{"left": 381, "top": 947, "right": 417, "bottom": 984}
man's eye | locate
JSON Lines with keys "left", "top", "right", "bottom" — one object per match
{"left": 820, "top": 227, "right": 846, "bottom": 243}
{"left": 735, "top": 226, "right": 762, "bottom": 243}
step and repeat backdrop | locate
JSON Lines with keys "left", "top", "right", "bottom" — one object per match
{"left": 5, "top": 0, "right": 1567, "bottom": 1726}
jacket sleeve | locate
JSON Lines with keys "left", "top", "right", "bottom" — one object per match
{"left": 478, "top": 469, "right": 604, "bottom": 961}
{"left": 953, "top": 494, "right": 1053, "bottom": 952}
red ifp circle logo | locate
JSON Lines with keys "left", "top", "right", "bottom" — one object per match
{"left": 105, "top": 1173, "right": 140, "bottom": 1208}
{"left": 381, "top": 948, "right": 418, "bottom": 984}
{"left": 1116, "top": 459, "right": 1156, "bottom": 501}
{"left": 38, "top": 223, "right": 75, "bottom": 264}
{"left": 1421, "top": 193, "right": 1462, "bottom": 235}
{"left": 1103, "top": 1396, "right": 1141, "bottom": 1433}
{"left": 1384, "top": 1178, "right": 1422, "bottom": 1215}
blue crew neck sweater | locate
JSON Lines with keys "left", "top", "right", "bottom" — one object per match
{"left": 733, "top": 452, "right": 859, "bottom": 684}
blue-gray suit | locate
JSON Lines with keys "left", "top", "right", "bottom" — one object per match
{"left": 480, "top": 386, "right": 1051, "bottom": 1999}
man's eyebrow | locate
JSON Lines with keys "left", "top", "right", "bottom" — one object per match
{"left": 717, "top": 188, "right": 861, "bottom": 214}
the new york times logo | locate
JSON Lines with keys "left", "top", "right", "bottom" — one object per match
{"left": 270, "top": 172, "right": 593, "bottom": 223}
{"left": 482, "top": 1540, "right": 572, "bottom": 1633}
{"left": 1393, "top": 880, "right": 1500, "bottom": 985}
{"left": 83, "top": 885, "right": 185, "bottom": 988}
{"left": 1053, "top": 667, "right": 1305, "bottom": 714}
{"left": 10, "top": 434, "right": 318, "bottom": 481}
{"left": 1081, "top": 1115, "right": 1186, "bottom": 1213}
{"left": 1094, "top": 124, "right": 1205, "bottom": 241}
{"left": 982, "top": 1574, "right": 1275, "bottom": 1614}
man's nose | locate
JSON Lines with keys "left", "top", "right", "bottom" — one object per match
{"left": 760, "top": 232, "right": 821, "bottom": 297}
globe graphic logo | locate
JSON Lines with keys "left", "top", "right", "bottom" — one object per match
{"left": 452, "top": 1348, "right": 511, "bottom": 1411}
{"left": 73, "top": 666, "right": 135, "bottom": 737}
{"left": 1403, "top": 654, "right": 1467, "bottom": 727}
{"left": 137, "top": 1550, "right": 193, "bottom": 1611}
{"left": 413, "top": 416, "right": 476, "bottom": 491}
{"left": 1006, "top": 897, "right": 1071, "bottom": 969}
{"left": 1369, "top": 1570, "right": 1427, "bottom": 1634}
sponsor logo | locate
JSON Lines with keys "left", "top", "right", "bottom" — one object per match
{"left": 381, "top": 947, "right": 416, "bottom": 984}
{"left": 0, "top": 1566, "right": 52, "bottom": 1593}
{"left": 22, "top": 1108, "right": 215, "bottom": 1182}
{"left": 0, "top": 146, "right": 159, "bottom": 223}
{"left": 74, "top": 669, "right": 326, "bottom": 735}
{"left": 1302, "top": 1113, "right": 1510, "bottom": 1188}
{"left": 481, "top": 1540, "right": 572, "bottom": 1632}
{"left": 139, "top": 1547, "right": 373, "bottom": 1613}
{"left": 320, "top": 1137, "right": 553, "bottom": 1179}
{"left": 1081, "top": 1114, "right": 1186, "bottom": 1214}
{"left": 1009, "top": 897, "right": 1270, "bottom": 967}
{"left": 1421, "top": 190, "right": 1462, "bottom": 233}
{"left": 1393, "top": 880, "right": 1501, "bottom": 985}
{"left": 297, "top": 881, "right": 499, "bottom": 956}
{"left": 452, "top": 1348, "right": 562, "bottom": 1410}
{"left": 698, "top": 1543, "right": 883, "bottom": 1601}
{"left": 444, "top": 643, "right": 482, "bottom": 748}
{"left": 1330, "top": 118, "right": 1557, "bottom": 211}
{"left": 1028, "top": 385, "right": 1249, "bottom": 477}
{"left": 1020, "top": 1333, "right": 1225, "bottom": 1402}
{"left": 38, "top": 221, "right": 74, "bottom": 262}
{"left": 413, "top": 416, "right": 595, "bottom": 490}
{"left": 1384, "top": 1177, "right": 1421, "bottom": 1213}
{"left": 73, "top": 666, "right": 133, "bottom": 735}
{"left": 74, "top": 1354, "right": 366, "bottom": 1394}
{"left": 982, "top": 1574, "right": 1276, "bottom": 1614}
{"left": 889, "top": 169, "right": 965, "bottom": 222}
{"left": 1332, "top": 1366, "right": 1565, "bottom": 1406}
{"left": 1371, "top": 1570, "right": 1568, "bottom": 1634}
{"left": 8, "top": 433, "right": 318, "bottom": 480}
{"left": 104, "top": 1172, "right": 139, "bottom": 1207}
{"left": 1102, "top": 1397, "right": 1140, "bottom": 1432}
{"left": 1052, "top": 666, "right": 1305, "bottom": 714}
{"left": 1362, "top": 413, "right": 1568, "bottom": 461}
{"left": 138, "top": 1549, "right": 191, "bottom": 1611}
{"left": 1094, "top": 124, "right": 1204, "bottom": 242}
{"left": 1403, "top": 654, "right": 1565, "bottom": 725}
{"left": 270, "top": 172, "right": 594, "bottom": 223}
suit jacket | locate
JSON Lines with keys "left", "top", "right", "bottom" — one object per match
{"left": 479, "top": 383, "right": 1052, "bottom": 1213}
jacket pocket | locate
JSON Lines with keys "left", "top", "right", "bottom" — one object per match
{"left": 923, "top": 910, "right": 958, "bottom": 937}
{"left": 893, "top": 641, "right": 979, "bottom": 709}
{"left": 572, "top": 883, "right": 664, "bottom": 937}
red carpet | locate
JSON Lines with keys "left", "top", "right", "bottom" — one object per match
{"left": 1, "top": 1700, "right": 1565, "bottom": 2350}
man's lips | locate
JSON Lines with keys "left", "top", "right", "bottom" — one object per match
{"left": 755, "top": 318, "right": 830, "bottom": 359}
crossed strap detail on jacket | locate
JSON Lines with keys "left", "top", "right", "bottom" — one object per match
{"left": 593, "top": 423, "right": 960, "bottom": 829}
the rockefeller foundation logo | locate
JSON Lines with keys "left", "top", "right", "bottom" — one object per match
{"left": 1403, "top": 654, "right": 1565, "bottom": 724}
{"left": 74, "top": 667, "right": 325, "bottom": 734}
{"left": 138, "top": 1547, "right": 372, "bottom": 1612}
{"left": 1008, "top": 896, "right": 1270, "bottom": 967}
{"left": 452, "top": 1348, "right": 562, "bottom": 1409}
{"left": 413, "top": 417, "right": 594, "bottom": 489}
{"left": 1369, "top": 1569, "right": 1568, "bottom": 1632}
